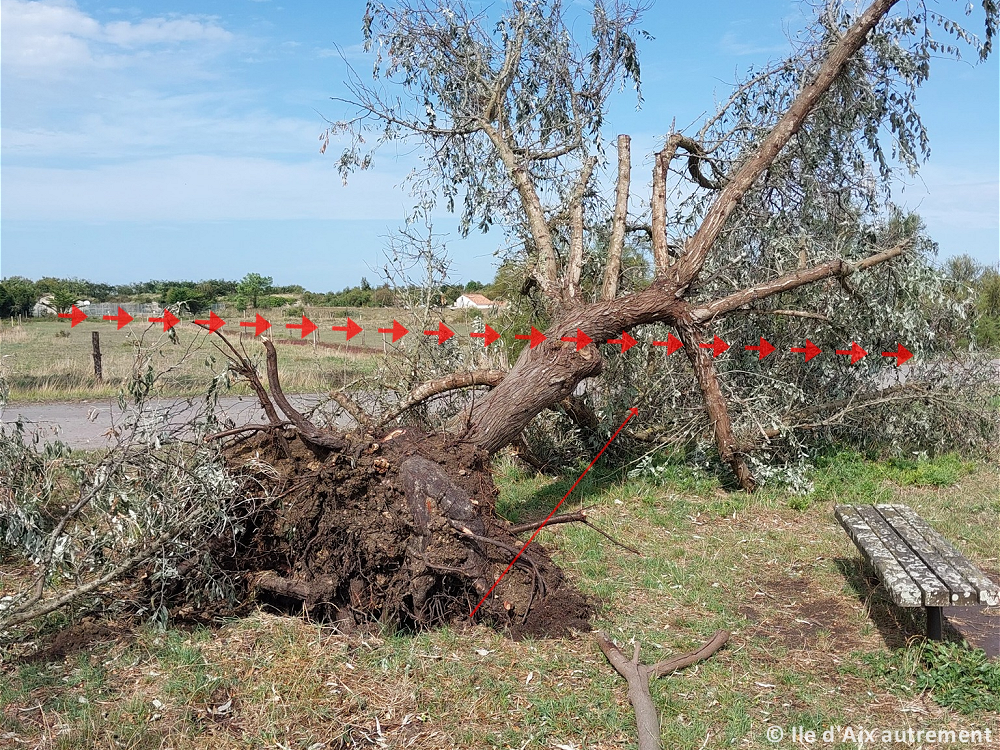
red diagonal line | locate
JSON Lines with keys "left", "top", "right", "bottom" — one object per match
{"left": 469, "top": 407, "right": 638, "bottom": 618}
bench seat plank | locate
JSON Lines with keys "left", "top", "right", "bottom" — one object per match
{"left": 875, "top": 505, "right": 978, "bottom": 605}
{"left": 835, "top": 506, "right": 923, "bottom": 607}
{"left": 855, "top": 506, "right": 952, "bottom": 606}
{"left": 890, "top": 505, "right": 1000, "bottom": 606}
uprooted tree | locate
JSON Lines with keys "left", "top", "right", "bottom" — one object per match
{"left": 2, "top": 2, "right": 996, "bottom": 744}
{"left": 330, "top": 0, "right": 997, "bottom": 490}
{"left": 3, "top": 0, "right": 997, "bottom": 653}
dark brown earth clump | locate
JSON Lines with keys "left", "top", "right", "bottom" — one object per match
{"left": 222, "top": 428, "right": 591, "bottom": 639}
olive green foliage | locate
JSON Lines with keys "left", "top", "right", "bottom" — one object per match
{"left": 234, "top": 272, "right": 273, "bottom": 310}
{"left": 0, "top": 276, "right": 37, "bottom": 317}
{"left": 47, "top": 287, "right": 79, "bottom": 314}
{"left": 942, "top": 255, "right": 1000, "bottom": 349}
{"left": 0, "top": 386, "right": 264, "bottom": 629}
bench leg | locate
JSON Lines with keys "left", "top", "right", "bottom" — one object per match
{"left": 926, "top": 606, "right": 943, "bottom": 640}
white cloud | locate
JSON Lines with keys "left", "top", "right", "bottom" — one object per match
{"left": 1, "top": 93, "right": 324, "bottom": 161}
{"left": 1, "top": 155, "right": 414, "bottom": 221}
{"left": 103, "top": 17, "right": 231, "bottom": 48}
{"left": 717, "top": 31, "right": 788, "bottom": 57}
{"left": 896, "top": 166, "right": 999, "bottom": 232}
{"left": 0, "top": 0, "right": 232, "bottom": 77}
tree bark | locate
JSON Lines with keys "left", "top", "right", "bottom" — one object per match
{"left": 566, "top": 157, "right": 597, "bottom": 301}
{"left": 650, "top": 148, "right": 669, "bottom": 274}
{"left": 602, "top": 135, "right": 631, "bottom": 301}
{"left": 91, "top": 331, "right": 103, "bottom": 382}
{"left": 676, "top": 322, "right": 756, "bottom": 491}
{"left": 481, "top": 121, "right": 561, "bottom": 299}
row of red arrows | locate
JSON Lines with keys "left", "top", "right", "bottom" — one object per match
{"left": 57, "top": 305, "right": 912, "bottom": 365}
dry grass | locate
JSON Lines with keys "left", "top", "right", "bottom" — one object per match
{"left": 0, "top": 306, "right": 502, "bottom": 404}
{"left": 2, "top": 459, "right": 997, "bottom": 749}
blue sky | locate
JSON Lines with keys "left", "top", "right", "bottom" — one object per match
{"left": 1, "top": 0, "right": 997, "bottom": 291}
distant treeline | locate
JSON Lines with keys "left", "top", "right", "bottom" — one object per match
{"left": 0, "top": 274, "right": 494, "bottom": 317}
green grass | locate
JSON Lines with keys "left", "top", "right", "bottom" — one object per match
{"left": 2, "top": 457, "right": 998, "bottom": 749}
{"left": 809, "top": 450, "right": 976, "bottom": 504}
{"left": 853, "top": 640, "right": 1000, "bottom": 714}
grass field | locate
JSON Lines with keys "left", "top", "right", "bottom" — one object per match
{"left": 2, "top": 453, "right": 997, "bottom": 749}
{"left": 0, "top": 307, "right": 492, "bottom": 403}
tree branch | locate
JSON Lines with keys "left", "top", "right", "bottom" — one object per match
{"left": 480, "top": 121, "right": 561, "bottom": 300}
{"left": 1, "top": 528, "right": 178, "bottom": 629}
{"left": 676, "top": 0, "right": 901, "bottom": 284}
{"left": 650, "top": 148, "right": 669, "bottom": 274}
{"left": 330, "top": 390, "right": 372, "bottom": 432}
{"left": 731, "top": 308, "right": 832, "bottom": 322}
{"left": 566, "top": 156, "right": 598, "bottom": 301}
{"left": 205, "top": 422, "right": 292, "bottom": 441}
{"left": 677, "top": 322, "right": 756, "bottom": 491}
{"left": 483, "top": 18, "right": 525, "bottom": 122}
{"left": 378, "top": 369, "right": 507, "bottom": 428}
{"left": 602, "top": 134, "right": 631, "bottom": 301}
{"left": 262, "top": 338, "right": 345, "bottom": 450}
{"left": 670, "top": 134, "right": 727, "bottom": 190}
{"left": 596, "top": 629, "right": 730, "bottom": 750}
{"left": 690, "top": 243, "right": 905, "bottom": 323}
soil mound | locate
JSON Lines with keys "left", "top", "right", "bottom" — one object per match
{"left": 223, "top": 429, "right": 591, "bottom": 638}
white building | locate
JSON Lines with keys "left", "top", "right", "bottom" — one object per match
{"left": 32, "top": 295, "right": 90, "bottom": 317}
{"left": 452, "top": 293, "right": 498, "bottom": 310}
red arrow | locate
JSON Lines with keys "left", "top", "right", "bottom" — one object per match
{"left": 193, "top": 310, "right": 226, "bottom": 334}
{"left": 149, "top": 309, "right": 180, "bottom": 332}
{"left": 652, "top": 332, "right": 684, "bottom": 355}
{"left": 240, "top": 313, "right": 271, "bottom": 337}
{"left": 378, "top": 320, "right": 409, "bottom": 343}
{"left": 286, "top": 315, "right": 318, "bottom": 339}
{"left": 102, "top": 306, "right": 133, "bottom": 330}
{"left": 836, "top": 341, "right": 867, "bottom": 364}
{"left": 561, "top": 328, "right": 593, "bottom": 351}
{"left": 607, "top": 331, "right": 638, "bottom": 353}
{"left": 744, "top": 337, "right": 776, "bottom": 360}
{"left": 470, "top": 324, "right": 500, "bottom": 347}
{"left": 882, "top": 344, "right": 912, "bottom": 366}
{"left": 470, "top": 407, "right": 638, "bottom": 619}
{"left": 424, "top": 321, "right": 455, "bottom": 345}
{"left": 332, "top": 317, "right": 363, "bottom": 341}
{"left": 514, "top": 326, "right": 547, "bottom": 349}
{"left": 790, "top": 339, "right": 822, "bottom": 362}
{"left": 698, "top": 335, "right": 730, "bottom": 358}
{"left": 58, "top": 304, "right": 88, "bottom": 327}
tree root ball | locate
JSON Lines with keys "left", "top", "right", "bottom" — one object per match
{"left": 227, "top": 429, "right": 591, "bottom": 638}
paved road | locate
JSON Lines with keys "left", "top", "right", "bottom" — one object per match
{"left": 1, "top": 394, "right": 336, "bottom": 450}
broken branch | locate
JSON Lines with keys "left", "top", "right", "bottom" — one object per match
{"left": 596, "top": 629, "right": 730, "bottom": 750}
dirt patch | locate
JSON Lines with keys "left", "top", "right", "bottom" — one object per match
{"left": 744, "top": 576, "right": 860, "bottom": 651}
{"left": 171, "top": 429, "right": 592, "bottom": 639}
{"left": 19, "top": 620, "right": 127, "bottom": 664}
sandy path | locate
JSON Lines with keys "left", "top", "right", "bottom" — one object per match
{"left": 1, "top": 394, "right": 338, "bottom": 450}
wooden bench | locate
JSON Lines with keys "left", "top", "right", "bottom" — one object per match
{"left": 835, "top": 504, "right": 999, "bottom": 639}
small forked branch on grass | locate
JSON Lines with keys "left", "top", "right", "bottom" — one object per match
{"left": 595, "top": 629, "right": 730, "bottom": 750}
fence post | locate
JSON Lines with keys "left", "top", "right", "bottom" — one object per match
{"left": 92, "top": 331, "right": 103, "bottom": 382}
